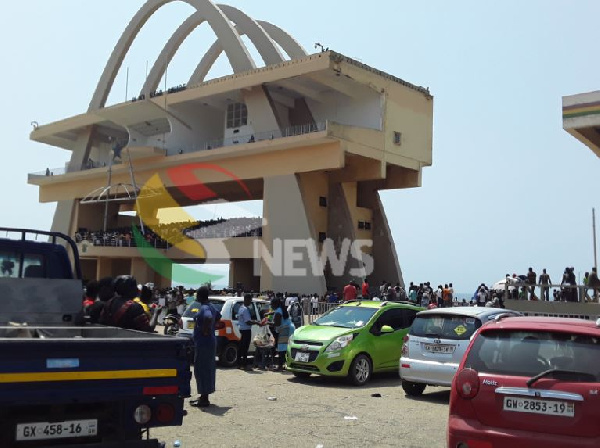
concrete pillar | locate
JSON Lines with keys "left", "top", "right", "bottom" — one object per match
{"left": 230, "top": 259, "right": 259, "bottom": 292}
{"left": 96, "top": 258, "right": 112, "bottom": 280}
{"left": 260, "top": 174, "right": 326, "bottom": 295}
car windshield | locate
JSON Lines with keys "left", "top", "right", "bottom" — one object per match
{"left": 313, "top": 306, "right": 377, "bottom": 328}
{"left": 182, "top": 300, "right": 224, "bottom": 317}
{"left": 464, "top": 330, "right": 600, "bottom": 381}
{"left": 410, "top": 314, "right": 482, "bottom": 340}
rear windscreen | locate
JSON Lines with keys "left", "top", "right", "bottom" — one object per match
{"left": 464, "top": 330, "right": 600, "bottom": 380}
{"left": 410, "top": 314, "right": 481, "bottom": 340}
{"left": 183, "top": 300, "right": 224, "bottom": 317}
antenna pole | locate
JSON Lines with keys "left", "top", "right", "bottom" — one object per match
{"left": 125, "top": 67, "right": 129, "bottom": 102}
{"left": 593, "top": 208, "right": 598, "bottom": 271}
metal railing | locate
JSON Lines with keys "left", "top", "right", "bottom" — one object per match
{"left": 502, "top": 282, "right": 600, "bottom": 303}
{"left": 196, "top": 121, "right": 327, "bottom": 151}
{"left": 29, "top": 160, "right": 118, "bottom": 178}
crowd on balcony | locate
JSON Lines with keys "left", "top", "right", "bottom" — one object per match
{"left": 75, "top": 217, "right": 263, "bottom": 248}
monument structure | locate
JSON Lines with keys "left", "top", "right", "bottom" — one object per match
{"left": 29, "top": 0, "right": 434, "bottom": 294}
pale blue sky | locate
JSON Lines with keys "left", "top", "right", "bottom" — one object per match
{"left": 2, "top": 0, "right": 599, "bottom": 293}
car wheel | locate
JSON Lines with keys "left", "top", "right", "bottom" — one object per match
{"left": 293, "top": 372, "right": 311, "bottom": 379}
{"left": 402, "top": 380, "right": 426, "bottom": 396}
{"left": 347, "top": 354, "right": 372, "bottom": 386}
{"left": 218, "top": 342, "right": 238, "bottom": 367}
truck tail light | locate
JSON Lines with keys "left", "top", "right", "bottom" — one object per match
{"left": 456, "top": 368, "right": 480, "bottom": 399}
{"left": 134, "top": 404, "right": 152, "bottom": 424}
{"left": 155, "top": 403, "right": 176, "bottom": 423}
{"left": 401, "top": 335, "right": 409, "bottom": 357}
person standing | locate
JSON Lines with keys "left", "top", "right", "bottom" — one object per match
{"left": 237, "top": 294, "right": 258, "bottom": 371}
{"left": 191, "top": 286, "right": 222, "bottom": 408}
{"left": 539, "top": 269, "right": 551, "bottom": 301}
{"left": 361, "top": 279, "right": 370, "bottom": 299}
{"left": 343, "top": 281, "right": 358, "bottom": 302}
{"left": 526, "top": 267, "right": 537, "bottom": 300}
{"left": 588, "top": 268, "right": 600, "bottom": 302}
{"left": 271, "top": 297, "right": 294, "bottom": 371}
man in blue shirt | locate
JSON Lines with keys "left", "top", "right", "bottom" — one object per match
{"left": 237, "top": 293, "right": 258, "bottom": 370}
{"left": 191, "top": 286, "right": 221, "bottom": 408}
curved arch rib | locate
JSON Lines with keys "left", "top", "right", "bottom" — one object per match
{"left": 142, "top": 4, "right": 284, "bottom": 97}
{"left": 89, "top": 0, "right": 255, "bottom": 111}
{"left": 188, "top": 18, "right": 308, "bottom": 85}
{"left": 141, "top": 12, "right": 206, "bottom": 97}
{"left": 256, "top": 20, "right": 308, "bottom": 59}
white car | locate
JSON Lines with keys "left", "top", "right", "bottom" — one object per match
{"left": 178, "top": 296, "right": 270, "bottom": 367}
{"left": 399, "top": 307, "right": 520, "bottom": 396}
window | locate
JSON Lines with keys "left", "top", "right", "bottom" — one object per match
{"left": 318, "top": 232, "right": 327, "bottom": 243}
{"left": 319, "top": 196, "right": 327, "bottom": 207}
{"left": 226, "top": 103, "right": 248, "bottom": 129}
{"left": 0, "top": 251, "right": 44, "bottom": 278}
{"left": 232, "top": 301, "right": 242, "bottom": 320}
{"left": 364, "top": 222, "right": 371, "bottom": 230}
{"left": 410, "top": 314, "right": 482, "bottom": 341}
{"left": 0, "top": 251, "right": 18, "bottom": 278}
{"left": 465, "top": 330, "right": 600, "bottom": 380}
{"left": 393, "top": 131, "right": 402, "bottom": 146}
{"left": 358, "top": 221, "right": 365, "bottom": 230}
{"left": 372, "top": 308, "right": 409, "bottom": 332}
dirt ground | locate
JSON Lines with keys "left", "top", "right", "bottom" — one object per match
{"left": 153, "top": 366, "right": 450, "bottom": 448}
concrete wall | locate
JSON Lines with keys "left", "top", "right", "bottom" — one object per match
{"left": 383, "top": 83, "right": 434, "bottom": 166}
{"left": 307, "top": 90, "right": 382, "bottom": 130}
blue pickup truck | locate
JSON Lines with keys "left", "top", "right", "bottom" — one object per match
{"left": 0, "top": 228, "right": 191, "bottom": 447}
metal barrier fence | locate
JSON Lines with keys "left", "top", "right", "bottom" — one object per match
{"left": 299, "top": 300, "right": 339, "bottom": 325}
{"left": 502, "top": 282, "right": 600, "bottom": 303}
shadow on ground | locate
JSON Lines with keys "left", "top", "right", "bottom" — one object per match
{"left": 287, "top": 371, "right": 402, "bottom": 390}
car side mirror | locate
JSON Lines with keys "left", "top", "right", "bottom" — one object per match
{"left": 380, "top": 325, "right": 394, "bottom": 334}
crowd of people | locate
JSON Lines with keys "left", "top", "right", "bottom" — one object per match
{"left": 492, "top": 267, "right": 600, "bottom": 303}
{"left": 75, "top": 217, "right": 263, "bottom": 248}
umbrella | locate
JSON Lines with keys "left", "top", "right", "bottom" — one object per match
{"left": 491, "top": 277, "right": 523, "bottom": 292}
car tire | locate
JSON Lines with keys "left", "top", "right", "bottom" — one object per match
{"left": 293, "top": 372, "right": 311, "bottom": 379}
{"left": 347, "top": 354, "right": 372, "bottom": 386}
{"left": 218, "top": 342, "right": 238, "bottom": 367}
{"left": 402, "top": 380, "right": 426, "bottom": 396}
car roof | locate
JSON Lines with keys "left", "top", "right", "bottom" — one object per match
{"left": 340, "top": 300, "right": 421, "bottom": 310}
{"left": 482, "top": 316, "right": 600, "bottom": 334}
{"left": 416, "top": 306, "right": 512, "bottom": 319}
{"left": 199, "top": 296, "right": 268, "bottom": 303}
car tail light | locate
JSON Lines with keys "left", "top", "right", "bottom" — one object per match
{"left": 133, "top": 404, "right": 152, "bottom": 424}
{"left": 401, "top": 335, "right": 409, "bottom": 357}
{"left": 178, "top": 318, "right": 183, "bottom": 328}
{"left": 155, "top": 403, "right": 176, "bottom": 423}
{"left": 456, "top": 368, "right": 480, "bottom": 399}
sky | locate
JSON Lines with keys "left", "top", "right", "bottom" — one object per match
{"left": 1, "top": 0, "right": 599, "bottom": 293}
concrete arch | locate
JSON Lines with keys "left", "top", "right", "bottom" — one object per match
{"left": 188, "top": 19, "right": 308, "bottom": 85}
{"left": 141, "top": 4, "right": 284, "bottom": 97}
{"left": 141, "top": 12, "right": 206, "bottom": 97}
{"left": 89, "top": 0, "right": 255, "bottom": 112}
{"left": 256, "top": 20, "right": 307, "bottom": 59}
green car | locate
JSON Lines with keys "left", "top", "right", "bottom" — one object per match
{"left": 287, "top": 301, "right": 423, "bottom": 385}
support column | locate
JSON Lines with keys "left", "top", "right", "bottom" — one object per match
{"left": 260, "top": 174, "right": 326, "bottom": 295}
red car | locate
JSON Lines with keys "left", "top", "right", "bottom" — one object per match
{"left": 448, "top": 316, "right": 600, "bottom": 448}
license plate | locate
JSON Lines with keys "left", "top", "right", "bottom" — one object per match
{"left": 503, "top": 397, "right": 574, "bottom": 417}
{"left": 187, "top": 321, "right": 195, "bottom": 329}
{"left": 424, "top": 343, "right": 455, "bottom": 354}
{"left": 294, "top": 351, "right": 310, "bottom": 362}
{"left": 16, "top": 419, "right": 98, "bottom": 441}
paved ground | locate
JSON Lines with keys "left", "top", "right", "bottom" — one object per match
{"left": 153, "top": 367, "right": 450, "bottom": 448}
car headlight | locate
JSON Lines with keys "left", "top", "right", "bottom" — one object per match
{"left": 325, "top": 334, "right": 355, "bottom": 352}
{"left": 289, "top": 334, "right": 294, "bottom": 344}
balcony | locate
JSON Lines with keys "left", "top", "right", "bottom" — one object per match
{"left": 28, "top": 121, "right": 327, "bottom": 180}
